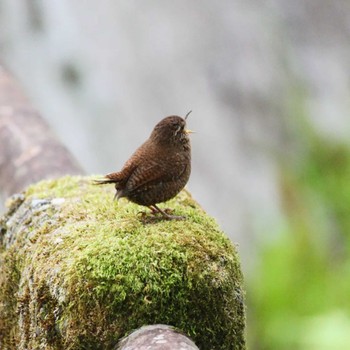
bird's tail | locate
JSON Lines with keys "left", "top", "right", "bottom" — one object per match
{"left": 93, "top": 172, "right": 123, "bottom": 185}
{"left": 93, "top": 179, "right": 115, "bottom": 185}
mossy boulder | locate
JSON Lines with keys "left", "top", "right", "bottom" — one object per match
{"left": 0, "top": 176, "right": 245, "bottom": 350}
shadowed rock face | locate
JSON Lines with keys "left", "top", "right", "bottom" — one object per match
{"left": 116, "top": 324, "right": 199, "bottom": 350}
{"left": 0, "top": 176, "right": 246, "bottom": 350}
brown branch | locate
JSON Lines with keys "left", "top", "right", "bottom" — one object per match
{"left": 116, "top": 325, "right": 199, "bottom": 350}
{"left": 0, "top": 63, "right": 83, "bottom": 198}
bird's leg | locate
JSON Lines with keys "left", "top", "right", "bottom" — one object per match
{"left": 148, "top": 205, "right": 160, "bottom": 215}
{"left": 138, "top": 206, "right": 161, "bottom": 219}
{"left": 150, "top": 204, "right": 185, "bottom": 220}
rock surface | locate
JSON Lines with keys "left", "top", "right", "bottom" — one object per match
{"left": 0, "top": 176, "right": 245, "bottom": 350}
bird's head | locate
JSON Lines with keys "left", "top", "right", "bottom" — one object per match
{"left": 151, "top": 111, "right": 193, "bottom": 146}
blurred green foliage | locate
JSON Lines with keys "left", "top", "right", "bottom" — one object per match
{"left": 248, "top": 120, "right": 350, "bottom": 349}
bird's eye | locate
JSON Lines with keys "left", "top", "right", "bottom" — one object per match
{"left": 174, "top": 124, "right": 183, "bottom": 136}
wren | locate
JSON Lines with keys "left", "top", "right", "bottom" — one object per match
{"left": 95, "top": 112, "right": 193, "bottom": 220}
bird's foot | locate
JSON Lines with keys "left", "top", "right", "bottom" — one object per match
{"left": 163, "top": 214, "right": 186, "bottom": 220}
{"left": 137, "top": 211, "right": 149, "bottom": 219}
{"left": 149, "top": 205, "right": 185, "bottom": 221}
{"left": 138, "top": 206, "right": 185, "bottom": 222}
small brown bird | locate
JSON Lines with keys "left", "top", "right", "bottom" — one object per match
{"left": 95, "top": 112, "right": 193, "bottom": 220}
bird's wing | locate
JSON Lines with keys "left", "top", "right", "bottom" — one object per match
{"left": 126, "top": 157, "right": 186, "bottom": 191}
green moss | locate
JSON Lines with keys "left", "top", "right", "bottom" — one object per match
{"left": 0, "top": 176, "right": 245, "bottom": 350}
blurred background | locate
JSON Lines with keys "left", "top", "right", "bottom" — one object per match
{"left": 1, "top": 1, "right": 350, "bottom": 349}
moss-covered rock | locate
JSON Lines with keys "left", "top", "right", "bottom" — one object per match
{"left": 0, "top": 176, "right": 245, "bottom": 350}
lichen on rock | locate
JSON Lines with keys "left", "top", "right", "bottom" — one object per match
{"left": 0, "top": 176, "right": 246, "bottom": 350}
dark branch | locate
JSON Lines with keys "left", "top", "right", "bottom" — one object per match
{"left": 0, "top": 62, "right": 83, "bottom": 199}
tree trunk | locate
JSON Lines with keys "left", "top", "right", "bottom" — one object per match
{"left": 0, "top": 62, "right": 83, "bottom": 200}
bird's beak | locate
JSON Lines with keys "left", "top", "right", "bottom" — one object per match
{"left": 185, "top": 129, "right": 195, "bottom": 134}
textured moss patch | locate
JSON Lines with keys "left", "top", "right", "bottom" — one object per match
{"left": 0, "top": 176, "right": 245, "bottom": 350}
